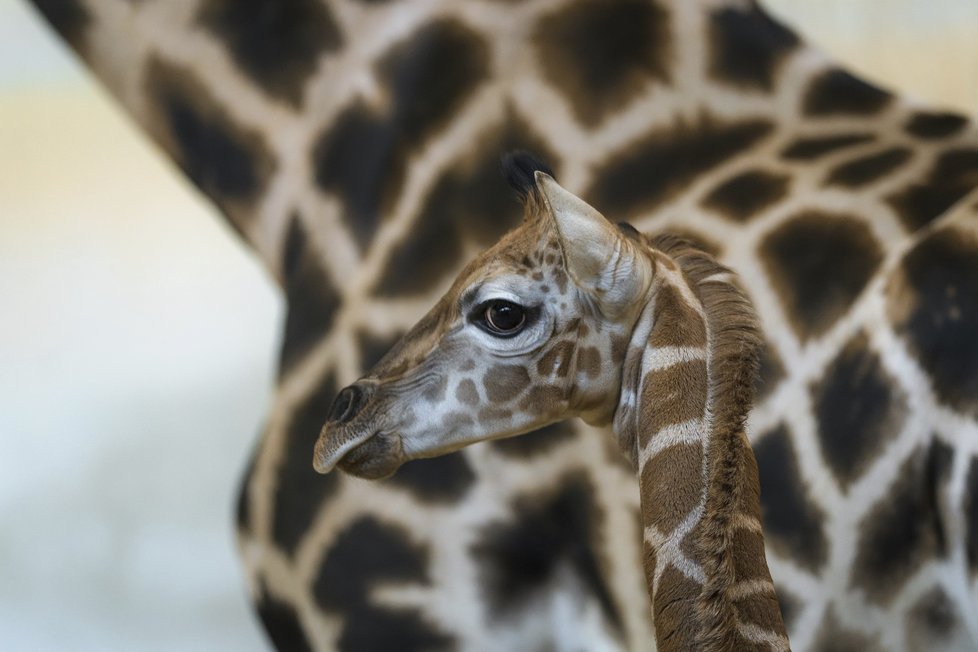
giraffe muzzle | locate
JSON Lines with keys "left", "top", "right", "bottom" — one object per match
{"left": 314, "top": 381, "right": 403, "bottom": 476}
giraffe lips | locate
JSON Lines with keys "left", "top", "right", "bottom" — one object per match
{"left": 313, "top": 423, "right": 377, "bottom": 474}
{"left": 313, "top": 422, "right": 404, "bottom": 479}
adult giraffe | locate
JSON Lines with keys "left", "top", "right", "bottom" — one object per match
{"left": 30, "top": 0, "right": 978, "bottom": 649}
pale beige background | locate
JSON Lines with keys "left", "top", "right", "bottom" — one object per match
{"left": 0, "top": 1, "right": 975, "bottom": 650}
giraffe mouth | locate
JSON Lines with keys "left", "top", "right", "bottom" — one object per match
{"left": 312, "top": 423, "right": 378, "bottom": 475}
{"left": 314, "top": 421, "right": 405, "bottom": 479}
{"left": 336, "top": 430, "right": 404, "bottom": 479}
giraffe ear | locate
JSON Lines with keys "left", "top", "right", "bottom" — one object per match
{"left": 535, "top": 172, "right": 647, "bottom": 306}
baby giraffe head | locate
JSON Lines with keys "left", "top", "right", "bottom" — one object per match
{"left": 314, "top": 153, "right": 653, "bottom": 478}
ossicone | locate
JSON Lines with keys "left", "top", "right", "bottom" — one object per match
{"left": 502, "top": 150, "right": 555, "bottom": 203}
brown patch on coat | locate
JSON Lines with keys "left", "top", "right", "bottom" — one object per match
{"left": 421, "top": 375, "right": 447, "bottom": 402}
{"left": 730, "top": 527, "right": 768, "bottom": 582}
{"left": 519, "top": 385, "right": 565, "bottom": 413}
{"left": 478, "top": 406, "right": 512, "bottom": 424}
{"left": 650, "top": 284, "right": 707, "bottom": 348}
{"left": 640, "top": 360, "right": 709, "bottom": 438}
{"left": 578, "top": 346, "right": 603, "bottom": 379}
{"left": 537, "top": 340, "right": 575, "bottom": 377}
{"left": 455, "top": 379, "right": 479, "bottom": 406}
{"left": 733, "top": 591, "right": 786, "bottom": 645}
{"left": 483, "top": 364, "right": 531, "bottom": 402}
{"left": 442, "top": 412, "right": 475, "bottom": 430}
{"left": 641, "top": 442, "right": 704, "bottom": 533}
{"left": 652, "top": 565, "right": 701, "bottom": 651}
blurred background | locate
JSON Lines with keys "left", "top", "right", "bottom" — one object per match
{"left": 0, "top": 0, "right": 976, "bottom": 649}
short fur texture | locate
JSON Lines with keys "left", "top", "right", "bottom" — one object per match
{"left": 652, "top": 235, "right": 782, "bottom": 649}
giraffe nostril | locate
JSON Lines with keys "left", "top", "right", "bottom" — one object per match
{"left": 327, "top": 384, "right": 367, "bottom": 424}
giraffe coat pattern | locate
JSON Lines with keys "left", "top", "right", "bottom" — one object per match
{"left": 28, "top": 0, "right": 978, "bottom": 650}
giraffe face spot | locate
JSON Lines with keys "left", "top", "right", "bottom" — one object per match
{"left": 483, "top": 364, "right": 531, "bottom": 402}
{"left": 421, "top": 374, "right": 448, "bottom": 403}
{"left": 518, "top": 384, "right": 566, "bottom": 413}
{"left": 478, "top": 405, "right": 512, "bottom": 425}
{"left": 455, "top": 379, "right": 480, "bottom": 406}
{"left": 887, "top": 226, "right": 978, "bottom": 416}
{"left": 442, "top": 412, "right": 475, "bottom": 430}
{"left": 578, "top": 346, "right": 602, "bottom": 379}
{"left": 537, "top": 340, "right": 575, "bottom": 378}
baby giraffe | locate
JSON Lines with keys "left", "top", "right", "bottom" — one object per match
{"left": 315, "top": 153, "right": 790, "bottom": 652}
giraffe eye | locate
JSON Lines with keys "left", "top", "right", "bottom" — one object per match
{"left": 481, "top": 300, "right": 526, "bottom": 336}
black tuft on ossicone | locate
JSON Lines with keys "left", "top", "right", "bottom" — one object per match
{"left": 502, "top": 150, "right": 556, "bottom": 201}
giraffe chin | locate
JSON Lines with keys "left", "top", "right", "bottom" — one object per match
{"left": 336, "top": 431, "right": 404, "bottom": 480}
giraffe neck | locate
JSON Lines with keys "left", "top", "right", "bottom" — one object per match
{"left": 614, "top": 235, "right": 788, "bottom": 651}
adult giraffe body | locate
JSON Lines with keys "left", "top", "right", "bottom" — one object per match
{"left": 31, "top": 0, "right": 978, "bottom": 650}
